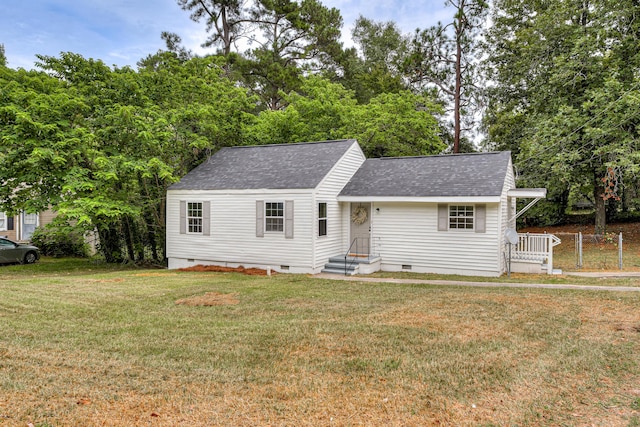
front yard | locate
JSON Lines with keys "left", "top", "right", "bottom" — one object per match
{"left": 1, "top": 259, "right": 640, "bottom": 426}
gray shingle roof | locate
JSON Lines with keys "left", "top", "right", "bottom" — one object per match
{"left": 169, "top": 139, "right": 357, "bottom": 190}
{"left": 339, "top": 151, "right": 512, "bottom": 198}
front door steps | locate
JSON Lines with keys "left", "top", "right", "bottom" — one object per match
{"left": 321, "top": 255, "right": 381, "bottom": 275}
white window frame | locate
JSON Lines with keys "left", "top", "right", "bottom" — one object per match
{"left": 449, "top": 205, "right": 474, "bottom": 230}
{"left": 0, "top": 212, "right": 6, "bottom": 231}
{"left": 318, "top": 202, "right": 327, "bottom": 237}
{"left": 187, "top": 202, "right": 203, "bottom": 234}
{"left": 265, "top": 201, "right": 284, "bottom": 233}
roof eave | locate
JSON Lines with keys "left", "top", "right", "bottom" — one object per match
{"left": 507, "top": 188, "right": 547, "bottom": 198}
{"left": 337, "top": 196, "right": 502, "bottom": 203}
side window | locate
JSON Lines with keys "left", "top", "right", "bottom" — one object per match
{"left": 188, "top": 202, "right": 203, "bottom": 233}
{"left": 0, "top": 212, "right": 5, "bottom": 231}
{"left": 265, "top": 202, "right": 284, "bottom": 232}
{"left": 449, "top": 205, "right": 474, "bottom": 230}
{"left": 318, "top": 203, "right": 327, "bottom": 237}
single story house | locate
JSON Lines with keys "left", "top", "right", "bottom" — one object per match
{"left": 166, "top": 139, "right": 553, "bottom": 277}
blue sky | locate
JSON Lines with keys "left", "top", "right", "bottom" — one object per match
{"left": 0, "top": 0, "right": 451, "bottom": 70}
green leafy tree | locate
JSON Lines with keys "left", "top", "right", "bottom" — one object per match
{"left": 243, "top": 0, "right": 343, "bottom": 109}
{"left": 484, "top": 0, "right": 640, "bottom": 232}
{"left": 1, "top": 52, "right": 255, "bottom": 262}
{"left": 248, "top": 75, "right": 445, "bottom": 156}
{"left": 348, "top": 91, "right": 445, "bottom": 157}
{"left": 334, "top": 17, "right": 408, "bottom": 103}
{"left": 0, "top": 44, "right": 6, "bottom": 67}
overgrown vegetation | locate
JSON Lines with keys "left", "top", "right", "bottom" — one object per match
{"left": 30, "top": 222, "right": 89, "bottom": 258}
{"left": 1, "top": 261, "right": 639, "bottom": 425}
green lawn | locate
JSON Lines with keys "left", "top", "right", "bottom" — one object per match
{"left": 1, "top": 258, "right": 640, "bottom": 426}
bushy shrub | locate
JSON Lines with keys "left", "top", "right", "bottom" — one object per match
{"left": 30, "top": 224, "right": 89, "bottom": 258}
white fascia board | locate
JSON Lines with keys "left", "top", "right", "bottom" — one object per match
{"left": 507, "top": 188, "right": 547, "bottom": 198}
{"left": 336, "top": 196, "right": 501, "bottom": 203}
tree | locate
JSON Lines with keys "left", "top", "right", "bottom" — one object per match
{"left": 242, "top": 0, "right": 343, "bottom": 109}
{"left": 0, "top": 44, "right": 6, "bottom": 67}
{"left": 337, "top": 17, "right": 408, "bottom": 103}
{"left": 0, "top": 52, "right": 255, "bottom": 263}
{"left": 247, "top": 75, "right": 445, "bottom": 157}
{"left": 405, "top": 0, "right": 488, "bottom": 153}
{"left": 484, "top": 0, "right": 640, "bottom": 233}
{"left": 173, "top": 0, "right": 250, "bottom": 55}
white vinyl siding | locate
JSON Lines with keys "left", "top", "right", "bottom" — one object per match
{"left": 499, "top": 159, "right": 516, "bottom": 272}
{"left": 374, "top": 202, "right": 501, "bottom": 276}
{"left": 313, "top": 142, "right": 366, "bottom": 269}
{"left": 167, "top": 191, "right": 313, "bottom": 272}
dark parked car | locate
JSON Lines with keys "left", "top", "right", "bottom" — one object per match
{"left": 0, "top": 237, "right": 40, "bottom": 264}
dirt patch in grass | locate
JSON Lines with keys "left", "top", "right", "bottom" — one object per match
{"left": 132, "top": 272, "right": 175, "bottom": 277}
{"left": 85, "top": 278, "right": 125, "bottom": 283}
{"left": 178, "top": 265, "right": 273, "bottom": 276}
{"left": 175, "top": 292, "right": 239, "bottom": 306}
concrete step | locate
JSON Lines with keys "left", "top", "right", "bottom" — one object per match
{"left": 324, "top": 262, "right": 357, "bottom": 270}
{"left": 328, "top": 256, "right": 380, "bottom": 265}
{"left": 321, "top": 267, "right": 357, "bottom": 275}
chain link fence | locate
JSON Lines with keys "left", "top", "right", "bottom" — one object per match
{"left": 553, "top": 232, "right": 623, "bottom": 271}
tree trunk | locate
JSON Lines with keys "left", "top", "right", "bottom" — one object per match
{"left": 97, "top": 223, "right": 123, "bottom": 263}
{"left": 594, "top": 171, "right": 606, "bottom": 234}
{"left": 453, "top": 21, "right": 463, "bottom": 153}
{"left": 123, "top": 217, "right": 136, "bottom": 262}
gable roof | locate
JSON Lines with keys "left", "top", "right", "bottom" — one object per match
{"left": 169, "top": 139, "right": 358, "bottom": 191}
{"left": 338, "top": 151, "right": 512, "bottom": 199}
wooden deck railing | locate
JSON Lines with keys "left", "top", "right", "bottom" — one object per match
{"left": 512, "top": 233, "right": 562, "bottom": 274}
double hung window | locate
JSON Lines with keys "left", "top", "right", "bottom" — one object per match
{"left": 187, "top": 202, "right": 203, "bottom": 233}
{"left": 449, "top": 205, "right": 474, "bottom": 230}
{"left": 265, "top": 202, "right": 284, "bottom": 232}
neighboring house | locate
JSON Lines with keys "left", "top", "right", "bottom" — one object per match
{"left": 166, "top": 139, "right": 552, "bottom": 277}
{"left": 0, "top": 210, "right": 56, "bottom": 242}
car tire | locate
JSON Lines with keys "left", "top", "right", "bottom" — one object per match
{"left": 24, "top": 251, "right": 37, "bottom": 264}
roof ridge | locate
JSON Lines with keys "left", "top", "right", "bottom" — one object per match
{"left": 222, "top": 139, "right": 356, "bottom": 150}
{"left": 376, "top": 151, "right": 509, "bottom": 160}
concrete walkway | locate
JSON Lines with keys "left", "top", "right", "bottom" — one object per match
{"left": 565, "top": 271, "right": 640, "bottom": 278}
{"left": 313, "top": 273, "right": 640, "bottom": 292}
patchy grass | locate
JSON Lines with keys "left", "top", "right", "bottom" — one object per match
{"left": 368, "top": 270, "right": 640, "bottom": 287}
{"left": 1, "top": 264, "right": 640, "bottom": 426}
{"left": 522, "top": 222, "right": 640, "bottom": 272}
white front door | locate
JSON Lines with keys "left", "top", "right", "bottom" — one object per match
{"left": 349, "top": 203, "right": 371, "bottom": 256}
{"left": 21, "top": 212, "right": 38, "bottom": 241}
